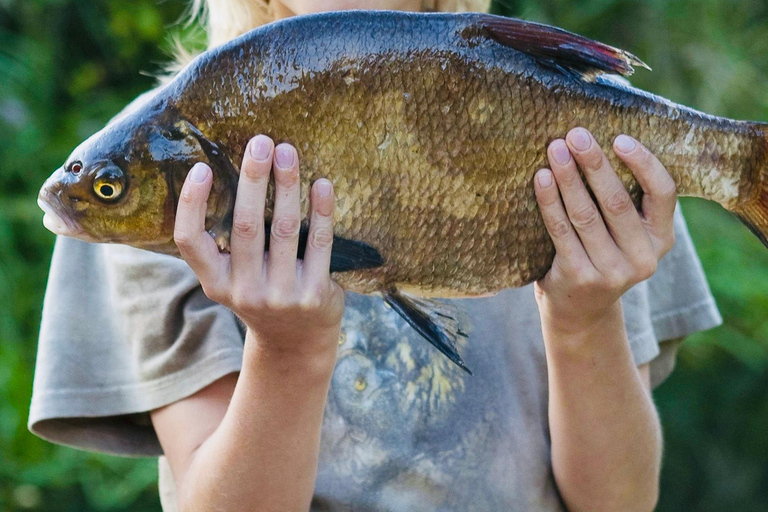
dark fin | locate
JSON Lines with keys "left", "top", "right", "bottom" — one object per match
{"left": 735, "top": 163, "right": 768, "bottom": 249}
{"left": 263, "top": 224, "right": 385, "bottom": 272}
{"left": 326, "top": 235, "right": 386, "bottom": 272}
{"left": 477, "top": 14, "right": 650, "bottom": 81}
{"left": 384, "top": 289, "right": 472, "bottom": 375}
{"left": 175, "top": 119, "right": 240, "bottom": 180}
{"left": 172, "top": 119, "right": 239, "bottom": 251}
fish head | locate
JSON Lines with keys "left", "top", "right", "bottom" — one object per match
{"left": 37, "top": 109, "right": 215, "bottom": 255}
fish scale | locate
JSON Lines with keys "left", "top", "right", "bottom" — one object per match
{"left": 40, "top": 10, "right": 768, "bottom": 372}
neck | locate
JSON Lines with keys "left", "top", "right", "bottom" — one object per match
{"left": 271, "top": 1, "right": 424, "bottom": 21}
{"left": 271, "top": 1, "right": 296, "bottom": 19}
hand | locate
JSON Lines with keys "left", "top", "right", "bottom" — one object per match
{"left": 173, "top": 135, "right": 345, "bottom": 357}
{"left": 533, "top": 127, "right": 677, "bottom": 336}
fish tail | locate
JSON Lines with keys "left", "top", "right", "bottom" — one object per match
{"left": 735, "top": 146, "right": 768, "bottom": 248}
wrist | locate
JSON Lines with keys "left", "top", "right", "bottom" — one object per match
{"left": 244, "top": 327, "right": 339, "bottom": 380}
{"left": 540, "top": 301, "right": 627, "bottom": 357}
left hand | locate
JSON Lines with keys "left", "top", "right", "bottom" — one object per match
{"left": 533, "top": 127, "right": 678, "bottom": 335}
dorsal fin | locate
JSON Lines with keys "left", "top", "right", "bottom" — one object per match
{"left": 477, "top": 14, "right": 650, "bottom": 82}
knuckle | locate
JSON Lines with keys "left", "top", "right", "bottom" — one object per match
{"left": 580, "top": 149, "right": 604, "bottom": 171}
{"left": 548, "top": 217, "right": 572, "bottom": 239}
{"left": 229, "top": 293, "right": 245, "bottom": 312}
{"left": 665, "top": 230, "right": 677, "bottom": 251}
{"left": 604, "top": 188, "right": 634, "bottom": 216}
{"left": 271, "top": 217, "right": 301, "bottom": 241}
{"left": 231, "top": 289, "right": 266, "bottom": 315}
{"left": 569, "top": 204, "right": 601, "bottom": 230}
{"left": 604, "top": 270, "right": 629, "bottom": 291}
{"left": 232, "top": 215, "right": 262, "bottom": 240}
{"left": 309, "top": 226, "right": 334, "bottom": 250}
{"left": 274, "top": 164, "right": 300, "bottom": 186}
{"left": 572, "top": 270, "right": 599, "bottom": 291}
{"left": 264, "top": 291, "right": 290, "bottom": 311}
{"left": 201, "top": 283, "right": 225, "bottom": 304}
{"left": 556, "top": 168, "right": 582, "bottom": 188}
{"left": 179, "top": 188, "right": 198, "bottom": 205}
{"left": 636, "top": 258, "right": 658, "bottom": 281}
{"left": 657, "top": 176, "right": 678, "bottom": 199}
{"left": 630, "top": 145, "right": 654, "bottom": 165}
{"left": 173, "top": 229, "right": 194, "bottom": 249}
{"left": 299, "top": 292, "right": 323, "bottom": 312}
{"left": 229, "top": 288, "right": 248, "bottom": 309}
{"left": 536, "top": 187, "right": 559, "bottom": 207}
{"left": 657, "top": 230, "right": 676, "bottom": 258}
{"left": 243, "top": 161, "right": 269, "bottom": 181}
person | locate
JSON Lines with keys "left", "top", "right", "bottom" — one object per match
{"left": 29, "top": 0, "right": 723, "bottom": 510}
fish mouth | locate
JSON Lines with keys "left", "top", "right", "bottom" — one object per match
{"left": 37, "top": 189, "right": 93, "bottom": 242}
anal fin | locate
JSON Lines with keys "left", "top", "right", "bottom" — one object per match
{"left": 384, "top": 289, "right": 471, "bottom": 375}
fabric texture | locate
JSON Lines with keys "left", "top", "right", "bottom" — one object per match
{"left": 29, "top": 206, "right": 721, "bottom": 511}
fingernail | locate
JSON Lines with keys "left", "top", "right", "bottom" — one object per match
{"left": 615, "top": 135, "right": 636, "bottom": 154}
{"left": 569, "top": 128, "right": 591, "bottom": 151}
{"left": 250, "top": 136, "right": 272, "bottom": 161}
{"left": 275, "top": 145, "right": 295, "bottom": 168}
{"left": 316, "top": 179, "right": 332, "bottom": 197}
{"left": 551, "top": 141, "right": 571, "bottom": 165}
{"left": 537, "top": 169, "right": 553, "bottom": 188}
{"left": 189, "top": 163, "right": 209, "bottom": 183}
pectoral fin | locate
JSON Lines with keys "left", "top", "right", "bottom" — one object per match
{"left": 174, "top": 119, "right": 240, "bottom": 181}
{"left": 384, "top": 289, "right": 471, "bottom": 374}
{"left": 477, "top": 14, "right": 650, "bottom": 82}
{"left": 262, "top": 224, "right": 385, "bottom": 273}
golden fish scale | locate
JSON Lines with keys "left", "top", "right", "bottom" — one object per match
{"left": 179, "top": 45, "right": 763, "bottom": 297}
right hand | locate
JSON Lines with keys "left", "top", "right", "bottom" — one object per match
{"left": 173, "top": 135, "right": 345, "bottom": 357}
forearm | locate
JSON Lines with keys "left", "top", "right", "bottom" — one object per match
{"left": 179, "top": 330, "right": 337, "bottom": 512}
{"left": 543, "top": 304, "right": 662, "bottom": 512}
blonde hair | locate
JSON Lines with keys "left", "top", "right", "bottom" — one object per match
{"left": 193, "top": 0, "right": 492, "bottom": 48}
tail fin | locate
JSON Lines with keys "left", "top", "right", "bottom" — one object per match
{"left": 736, "top": 164, "right": 768, "bottom": 249}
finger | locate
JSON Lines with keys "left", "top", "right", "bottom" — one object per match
{"left": 565, "top": 128, "right": 653, "bottom": 260}
{"left": 547, "top": 137, "right": 621, "bottom": 269}
{"left": 533, "top": 168, "right": 591, "bottom": 273}
{"left": 302, "top": 179, "right": 335, "bottom": 287}
{"left": 613, "top": 135, "right": 678, "bottom": 256}
{"left": 174, "top": 163, "right": 226, "bottom": 293}
{"left": 267, "top": 143, "right": 301, "bottom": 290}
{"left": 230, "top": 135, "right": 273, "bottom": 282}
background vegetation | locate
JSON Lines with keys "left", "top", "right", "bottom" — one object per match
{"left": 1, "top": 0, "right": 767, "bottom": 510}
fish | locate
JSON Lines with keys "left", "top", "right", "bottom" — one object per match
{"left": 38, "top": 10, "right": 768, "bottom": 373}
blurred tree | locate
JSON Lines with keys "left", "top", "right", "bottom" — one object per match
{"left": 0, "top": 0, "right": 766, "bottom": 510}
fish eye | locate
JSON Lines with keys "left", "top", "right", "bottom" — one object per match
{"left": 93, "top": 179, "right": 123, "bottom": 201}
{"left": 92, "top": 165, "right": 125, "bottom": 202}
{"left": 68, "top": 161, "right": 83, "bottom": 175}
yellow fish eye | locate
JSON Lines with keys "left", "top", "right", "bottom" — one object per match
{"left": 93, "top": 179, "right": 123, "bottom": 201}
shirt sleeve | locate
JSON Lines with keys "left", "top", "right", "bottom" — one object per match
{"left": 28, "top": 237, "right": 244, "bottom": 456}
{"left": 621, "top": 203, "right": 722, "bottom": 388}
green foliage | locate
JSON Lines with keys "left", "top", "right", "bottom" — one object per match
{"left": 0, "top": 0, "right": 197, "bottom": 510}
{"left": 1, "top": 0, "right": 767, "bottom": 510}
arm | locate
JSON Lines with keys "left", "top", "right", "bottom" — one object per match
{"left": 533, "top": 129, "right": 678, "bottom": 512}
{"left": 151, "top": 135, "right": 344, "bottom": 512}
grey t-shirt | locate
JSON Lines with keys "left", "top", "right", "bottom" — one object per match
{"left": 30, "top": 206, "right": 721, "bottom": 511}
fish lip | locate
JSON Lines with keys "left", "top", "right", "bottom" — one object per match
{"left": 37, "top": 189, "right": 91, "bottom": 241}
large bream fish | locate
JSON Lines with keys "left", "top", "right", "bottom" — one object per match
{"left": 39, "top": 11, "right": 768, "bottom": 372}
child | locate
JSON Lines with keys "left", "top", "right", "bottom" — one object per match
{"left": 30, "top": 1, "right": 722, "bottom": 510}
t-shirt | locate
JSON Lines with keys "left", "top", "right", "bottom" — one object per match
{"left": 29, "top": 206, "right": 721, "bottom": 511}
